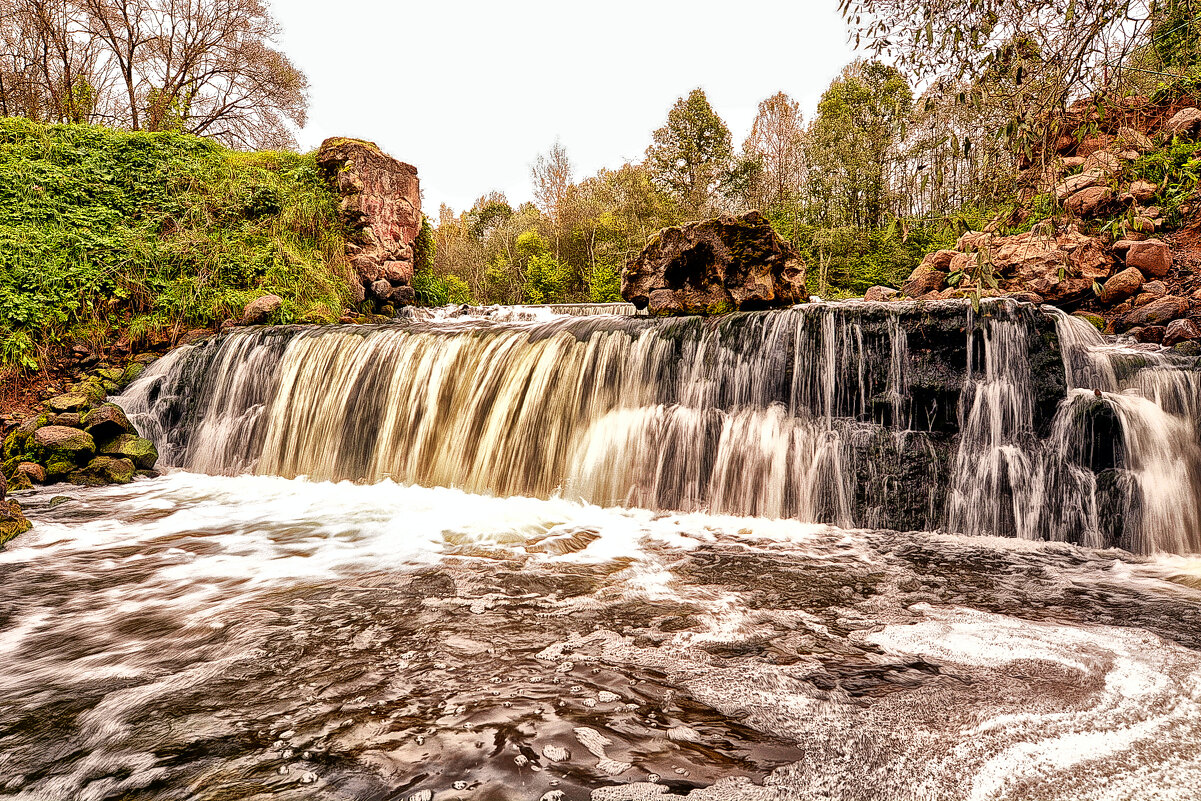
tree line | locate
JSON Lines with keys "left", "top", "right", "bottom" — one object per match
{"left": 0, "top": 0, "right": 305, "bottom": 148}
{"left": 420, "top": 0, "right": 1201, "bottom": 306}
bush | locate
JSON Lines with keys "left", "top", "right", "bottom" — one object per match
{"left": 0, "top": 117, "right": 352, "bottom": 371}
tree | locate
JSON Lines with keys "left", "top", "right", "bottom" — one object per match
{"left": 0, "top": 0, "right": 307, "bottom": 148}
{"left": 645, "top": 88, "right": 733, "bottom": 215}
{"left": 742, "top": 92, "right": 806, "bottom": 210}
{"left": 805, "top": 61, "right": 913, "bottom": 228}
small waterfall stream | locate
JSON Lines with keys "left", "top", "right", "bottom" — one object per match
{"left": 116, "top": 300, "right": 1201, "bottom": 554}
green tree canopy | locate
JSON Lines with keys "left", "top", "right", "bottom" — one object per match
{"left": 645, "top": 88, "right": 733, "bottom": 216}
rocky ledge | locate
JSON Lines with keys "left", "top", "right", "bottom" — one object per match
{"left": 1, "top": 357, "right": 161, "bottom": 544}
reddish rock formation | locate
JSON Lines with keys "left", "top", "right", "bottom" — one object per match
{"left": 622, "top": 212, "right": 806, "bottom": 315}
{"left": 316, "top": 138, "right": 421, "bottom": 309}
{"left": 1123, "top": 239, "right": 1172, "bottom": 278}
{"left": 1099, "top": 267, "right": 1145, "bottom": 304}
{"left": 1118, "top": 295, "right": 1189, "bottom": 331}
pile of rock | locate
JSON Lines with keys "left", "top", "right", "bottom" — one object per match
{"left": 0, "top": 473, "right": 31, "bottom": 546}
{"left": 1, "top": 357, "right": 159, "bottom": 494}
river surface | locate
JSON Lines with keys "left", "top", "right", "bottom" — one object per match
{"left": 3, "top": 473, "right": 1201, "bottom": 800}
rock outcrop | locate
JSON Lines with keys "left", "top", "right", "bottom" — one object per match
{"left": 623, "top": 211, "right": 806, "bottom": 315}
{"left": 316, "top": 138, "right": 421, "bottom": 310}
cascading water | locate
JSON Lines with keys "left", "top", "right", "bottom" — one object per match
{"left": 9, "top": 300, "right": 1201, "bottom": 800}
{"left": 115, "top": 299, "right": 1201, "bottom": 554}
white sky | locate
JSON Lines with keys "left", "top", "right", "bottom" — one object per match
{"left": 272, "top": 0, "right": 857, "bottom": 216}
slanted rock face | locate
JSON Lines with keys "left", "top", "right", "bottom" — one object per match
{"left": 316, "top": 138, "right": 421, "bottom": 309}
{"left": 622, "top": 211, "right": 806, "bottom": 315}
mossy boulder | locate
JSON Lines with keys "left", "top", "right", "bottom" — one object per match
{"left": 82, "top": 404, "right": 136, "bottom": 442}
{"left": 32, "top": 426, "right": 95, "bottom": 466}
{"left": 70, "top": 456, "right": 136, "bottom": 486}
{"left": 46, "top": 393, "right": 91, "bottom": 413}
{"left": 98, "top": 434, "right": 158, "bottom": 470}
{"left": 0, "top": 499, "right": 31, "bottom": 546}
{"left": 1073, "top": 311, "right": 1106, "bottom": 331}
{"left": 3, "top": 414, "right": 48, "bottom": 462}
{"left": 122, "top": 362, "right": 146, "bottom": 384}
{"left": 96, "top": 367, "right": 125, "bottom": 382}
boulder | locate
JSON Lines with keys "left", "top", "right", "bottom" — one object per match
{"left": 81, "top": 404, "right": 135, "bottom": 442}
{"left": 32, "top": 426, "right": 95, "bottom": 464}
{"left": 1135, "top": 325, "right": 1166, "bottom": 344}
{"left": 97, "top": 434, "right": 159, "bottom": 470}
{"left": 1115, "top": 127, "right": 1153, "bottom": 153}
{"left": 46, "top": 393, "right": 90, "bottom": 413}
{"left": 864, "top": 285, "right": 899, "bottom": 302}
{"left": 1124, "top": 239, "right": 1172, "bottom": 278}
{"left": 1164, "top": 318, "right": 1201, "bottom": 346}
{"left": 901, "top": 264, "right": 947, "bottom": 298}
{"left": 1006, "top": 291, "right": 1044, "bottom": 304}
{"left": 1054, "top": 170, "right": 1103, "bottom": 201}
{"left": 955, "top": 233, "right": 993, "bottom": 253}
{"left": 70, "top": 456, "right": 136, "bottom": 486}
{"left": 1099, "top": 267, "right": 1145, "bottom": 304}
{"left": 1073, "top": 311, "right": 1106, "bottom": 331}
{"left": 1118, "top": 295, "right": 1189, "bottom": 331}
{"left": 316, "top": 138, "right": 421, "bottom": 307}
{"left": 0, "top": 499, "right": 31, "bottom": 546}
{"left": 1164, "top": 107, "right": 1201, "bottom": 137}
{"left": 971, "top": 227, "right": 1112, "bottom": 303}
{"left": 242, "top": 294, "right": 283, "bottom": 325}
{"left": 1081, "top": 150, "right": 1121, "bottom": 176}
{"left": 622, "top": 211, "right": 806, "bottom": 315}
{"left": 1064, "top": 186, "right": 1113, "bottom": 217}
{"left": 16, "top": 462, "right": 45, "bottom": 484}
{"left": 1129, "top": 180, "right": 1158, "bottom": 203}
{"left": 1061, "top": 156, "right": 1086, "bottom": 170}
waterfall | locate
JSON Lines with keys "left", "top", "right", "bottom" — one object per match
{"left": 116, "top": 300, "right": 1201, "bottom": 554}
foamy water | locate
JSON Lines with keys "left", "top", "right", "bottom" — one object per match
{"left": 3, "top": 473, "right": 1201, "bottom": 800}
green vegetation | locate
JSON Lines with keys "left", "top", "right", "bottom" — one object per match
{"left": 0, "top": 117, "right": 352, "bottom": 373}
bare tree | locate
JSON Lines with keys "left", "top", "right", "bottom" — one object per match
{"left": 743, "top": 92, "right": 806, "bottom": 209}
{"left": 531, "top": 139, "right": 574, "bottom": 256}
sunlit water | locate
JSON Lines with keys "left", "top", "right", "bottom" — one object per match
{"left": 4, "top": 473, "right": 1201, "bottom": 800}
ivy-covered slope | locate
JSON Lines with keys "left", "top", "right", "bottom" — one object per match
{"left": 0, "top": 117, "right": 355, "bottom": 373}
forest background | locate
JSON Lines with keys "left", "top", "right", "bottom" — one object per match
{"left": 5, "top": 0, "right": 1201, "bottom": 374}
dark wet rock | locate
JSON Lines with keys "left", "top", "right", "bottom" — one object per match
{"left": 98, "top": 434, "right": 159, "bottom": 470}
{"left": 71, "top": 456, "right": 136, "bottom": 486}
{"left": 81, "top": 404, "right": 136, "bottom": 443}
{"left": 623, "top": 211, "right": 806, "bottom": 315}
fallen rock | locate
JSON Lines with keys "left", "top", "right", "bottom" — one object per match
{"left": 97, "top": 434, "right": 159, "bottom": 470}
{"left": 81, "top": 404, "right": 135, "bottom": 442}
{"left": 1119, "top": 295, "right": 1189, "bottom": 331}
{"left": 0, "top": 499, "right": 31, "bottom": 546}
{"left": 1164, "top": 318, "right": 1201, "bottom": 346}
{"left": 46, "top": 393, "right": 90, "bottom": 413}
{"left": 1081, "top": 150, "right": 1121, "bottom": 176}
{"left": 864, "top": 285, "right": 899, "bottom": 302}
{"left": 1064, "top": 186, "right": 1113, "bottom": 217}
{"left": 901, "top": 264, "right": 947, "bottom": 298}
{"left": 32, "top": 426, "right": 95, "bottom": 463}
{"left": 241, "top": 294, "right": 283, "bottom": 325}
{"left": 1124, "top": 239, "right": 1172, "bottom": 278}
{"left": 623, "top": 211, "right": 806, "bottom": 315}
{"left": 1054, "top": 170, "right": 1103, "bottom": 201}
{"left": 1136, "top": 325, "right": 1166, "bottom": 344}
{"left": 1130, "top": 180, "right": 1158, "bottom": 203}
{"left": 1099, "top": 267, "right": 1146, "bottom": 304}
{"left": 1164, "top": 107, "right": 1201, "bottom": 137}
{"left": 16, "top": 462, "right": 45, "bottom": 484}
{"left": 1115, "top": 127, "right": 1153, "bottom": 153}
